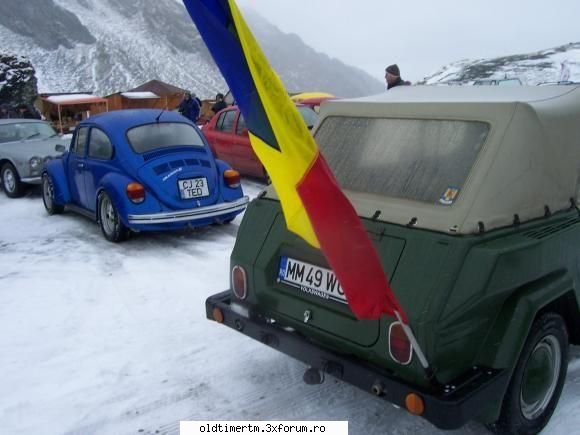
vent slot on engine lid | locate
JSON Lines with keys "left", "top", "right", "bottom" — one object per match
{"left": 154, "top": 163, "right": 170, "bottom": 175}
{"left": 170, "top": 159, "right": 185, "bottom": 169}
{"left": 523, "top": 216, "right": 580, "bottom": 240}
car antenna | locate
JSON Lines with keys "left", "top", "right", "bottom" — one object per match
{"left": 155, "top": 109, "right": 165, "bottom": 123}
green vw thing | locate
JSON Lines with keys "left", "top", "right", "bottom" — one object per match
{"left": 206, "top": 86, "right": 580, "bottom": 434}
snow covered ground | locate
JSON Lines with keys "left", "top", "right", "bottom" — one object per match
{"left": 0, "top": 181, "right": 579, "bottom": 435}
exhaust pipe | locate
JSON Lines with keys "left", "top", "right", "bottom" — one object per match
{"left": 303, "top": 367, "right": 324, "bottom": 385}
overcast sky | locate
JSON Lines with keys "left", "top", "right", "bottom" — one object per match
{"left": 236, "top": 0, "right": 580, "bottom": 83}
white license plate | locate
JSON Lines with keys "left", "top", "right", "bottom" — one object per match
{"left": 178, "top": 177, "right": 209, "bottom": 199}
{"left": 278, "top": 256, "right": 346, "bottom": 304}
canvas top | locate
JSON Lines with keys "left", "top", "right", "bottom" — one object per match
{"left": 265, "top": 85, "right": 580, "bottom": 235}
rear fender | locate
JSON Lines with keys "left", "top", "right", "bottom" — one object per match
{"left": 97, "top": 173, "right": 136, "bottom": 226}
{"left": 474, "top": 270, "right": 574, "bottom": 422}
{"left": 44, "top": 159, "right": 69, "bottom": 205}
{"left": 97, "top": 173, "right": 162, "bottom": 227}
{"left": 215, "top": 159, "right": 243, "bottom": 201}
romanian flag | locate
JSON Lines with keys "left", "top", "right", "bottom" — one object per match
{"left": 183, "top": 0, "right": 407, "bottom": 322}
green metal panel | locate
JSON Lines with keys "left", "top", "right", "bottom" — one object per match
{"left": 230, "top": 198, "right": 580, "bottom": 399}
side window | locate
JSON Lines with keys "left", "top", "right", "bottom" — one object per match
{"left": 72, "top": 127, "right": 88, "bottom": 156}
{"left": 216, "top": 112, "right": 227, "bottom": 130}
{"left": 217, "top": 110, "right": 236, "bottom": 133}
{"left": 88, "top": 128, "right": 114, "bottom": 160}
{"left": 236, "top": 114, "right": 247, "bottom": 135}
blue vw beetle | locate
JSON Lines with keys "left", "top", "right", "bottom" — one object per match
{"left": 42, "top": 109, "right": 249, "bottom": 242}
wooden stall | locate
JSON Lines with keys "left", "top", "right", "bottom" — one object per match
{"left": 40, "top": 94, "right": 108, "bottom": 134}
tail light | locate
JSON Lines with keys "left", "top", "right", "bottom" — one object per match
{"left": 388, "top": 321, "right": 413, "bottom": 365}
{"left": 126, "top": 182, "right": 146, "bottom": 204}
{"left": 231, "top": 265, "right": 247, "bottom": 299}
{"left": 224, "top": 169, "right": 241, "bottom": 188}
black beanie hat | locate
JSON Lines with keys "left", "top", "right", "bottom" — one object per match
{"left": 386, "top": 64, "right": 400, "bottom": 77}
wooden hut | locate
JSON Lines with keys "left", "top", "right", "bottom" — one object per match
{"left": 105, "top": 91, "right": 165, "bottom": 111}
{"left": 40, "top": 94, "right": 108, "bottom": 134}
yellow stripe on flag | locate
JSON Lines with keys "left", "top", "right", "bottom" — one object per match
{"left": 249, "top": 133, "right": 319, "bottom": 247}
{"left": 228, "top": 0, "right": 320, "bottom": 247}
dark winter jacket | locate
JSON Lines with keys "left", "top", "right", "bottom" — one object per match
{"left": 178, "top": 97, "right": 200, "bottom": 122}
{"left": 211, "top": 100, "right": 227, "bottom": 114}
{"left": 387, "top": 77, "right": 409, "bottom": 90}
{"left": 0, "top": 105, "right": 17, "bottom": 119}
{"left": 19, "top": 106, "right": 41, "bottom": 119}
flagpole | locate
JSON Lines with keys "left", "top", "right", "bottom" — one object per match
{"left": 394, "top": 311, "right": 439, "bottom": 384}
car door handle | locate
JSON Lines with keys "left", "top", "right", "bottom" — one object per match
{"left": 77, "top": 163, "right": 85, "bottom": 169}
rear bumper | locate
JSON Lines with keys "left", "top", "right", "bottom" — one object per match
{"left": 206, "top": 291, "right": 510, "bottom": 431}
{"left": 127, "top": 196, "right": 249, "bottom": 224}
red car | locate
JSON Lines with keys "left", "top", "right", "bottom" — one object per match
{"left": 202, "top": 105, "right": 318, "bottom": 179}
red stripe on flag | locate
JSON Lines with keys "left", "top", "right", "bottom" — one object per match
{"left": 297, "top": 152, "right": 408, "bottom": 322}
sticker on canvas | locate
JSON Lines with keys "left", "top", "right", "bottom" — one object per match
{"left": 440, "top": 187, "right": 460, "bottom": 205}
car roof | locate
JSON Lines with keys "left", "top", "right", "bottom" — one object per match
{"left": 334, "top": 84, "right": 577, "bottom": 105}
{"left": 0, "top": 119, "right": 48, "bottom": 125}
{"left": 79, "top": 109, "right": 194, "bottom": 133}
{"left": 288, "top": 85, "right": 580, "bottom": 235}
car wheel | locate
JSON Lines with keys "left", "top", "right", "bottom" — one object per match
{"left": 1, "top": 162, "right": 25, "bottom": 198}
{"left": 98, "top": 192, "right": 129, "bottom": 243}
{"left": 489, "top": 313, "right": 568, "bottom": 435}
{"left": 42, "top": 174, "right": 64, "bottom": 215}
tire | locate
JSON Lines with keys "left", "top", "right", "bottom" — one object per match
{"left": 489, "top": 313, "right": 568, "bottom": 435}
{"left": 1, "top": 162, "right": 26, "bottom": 198}
{"left": 42, "top": 174, "right": 64, "bottom": 215}
{"left": 98, "top": 192, "right": 129, "bottom": 243}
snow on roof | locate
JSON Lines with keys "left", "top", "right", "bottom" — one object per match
{"left": 45, "top": 94, "right": 105, "bottom": 104}
{"left": 121, "top": 91, "right": 159, "bottom": 99}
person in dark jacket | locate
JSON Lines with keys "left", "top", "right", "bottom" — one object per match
{"left": 385, "top": 64, "right": 410, "bottom": 90}
{"left": 178, "top": 92, "right": 201, "bottom": 123}
{"left": 0, "top": 104, "right": 17, "bottom": 119}
{"left": 18, "top": 104, "right": 41, "bottom": 119}
{"left": 211, "top": 93, "right": 227, "bottom": 114}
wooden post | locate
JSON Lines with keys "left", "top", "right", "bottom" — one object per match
{"left": 57, "top": 104, "right": 63, "bottom": 134}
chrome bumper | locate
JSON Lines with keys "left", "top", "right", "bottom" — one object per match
{"left": 21, "top": 176, "right": 41, "bottom": 184}
{"left": 127, "top": 196, "right": 249, "bottom": 225}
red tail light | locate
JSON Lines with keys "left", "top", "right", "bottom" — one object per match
{"left": 224, "top": 169, "right": 241, "bottom": 188}
{"left": 126, "top": 182, "right": 146, "bottom": 204}
{"left": 389, "top": 321, "right": 413, "bottom": 365}
{"left": 231, "top": 265, "right": 247, "bottom": 299}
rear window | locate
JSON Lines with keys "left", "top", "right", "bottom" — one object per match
{"left": 314, "top": 117, "right": 489, "bottom": 205}
{"left": 126, "top": 122, "right": 204, "bottom": 154}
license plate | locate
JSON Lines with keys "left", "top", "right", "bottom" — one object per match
{"left": 278, "top": 256, "right": 346, "bottom": 304}
{"left": 178, "top": 177, "right": 209, "bottom": 199}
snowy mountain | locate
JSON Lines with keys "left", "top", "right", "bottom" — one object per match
{"left": 421, "top": 42, "right": 580, "bottom": 85}
{"left": 0, "top": 0, "right": 383, "bottom": 98}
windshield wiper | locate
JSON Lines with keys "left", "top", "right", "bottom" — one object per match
{"left": 24, "top": 133, "right": 40, "bottom": 140}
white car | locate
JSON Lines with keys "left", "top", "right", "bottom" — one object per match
{"left": 0, "top": 119, "right": 67, "bottom": 198}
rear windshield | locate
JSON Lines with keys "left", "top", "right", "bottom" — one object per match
{"left": 126, "top": 122, "right": 205, "bottom": 154}
{"left": 314, "top": 117, "right": 489, "bottom": 204}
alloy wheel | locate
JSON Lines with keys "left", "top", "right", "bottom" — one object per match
{"left": 3, "top": 168, "right": 16, "bottom": 193}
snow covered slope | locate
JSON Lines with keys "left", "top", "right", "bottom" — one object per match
{"left": 0, "top": 0, "right": 383, "bottom": 98}
{"left": 421, "top": 42, "right": 580, "bottom": 85}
